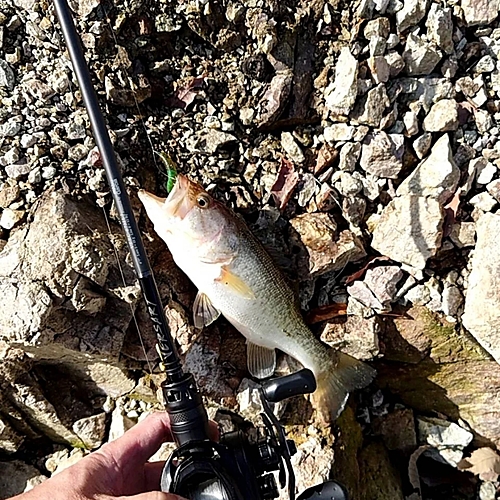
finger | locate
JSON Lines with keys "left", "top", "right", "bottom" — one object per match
{"left": 99, "top": 411, "right": 172, "bottom": 467}
{"left": 144, "top": 461, "right": 166, "bottom": 491}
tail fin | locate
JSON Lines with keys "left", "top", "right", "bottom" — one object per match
{"left": 312, "top": 350, "right": 376, "bottom": 422}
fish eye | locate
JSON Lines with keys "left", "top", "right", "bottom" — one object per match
{"left": 196, "top": 194, "right": 210, "bottom": 209}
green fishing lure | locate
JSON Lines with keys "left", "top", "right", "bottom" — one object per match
{"left": 158, "top": 152, "right": 178, "bottom": 193}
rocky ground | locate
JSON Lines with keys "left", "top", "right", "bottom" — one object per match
{"left": 2, "top": 0, "right": 500, "bottom": 498}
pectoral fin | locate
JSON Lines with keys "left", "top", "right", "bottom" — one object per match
{"left": 217, "top": 266, "right": 255, "bottom": 299}
{"left": 247, "top": 341, "right": 276, "bottom": 379}
{"left": 193, "top": 291, "right": 221, "bottom": 329}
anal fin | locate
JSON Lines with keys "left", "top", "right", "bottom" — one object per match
{"left": 193, "top": 291, "right": 221, "bottom": 329}
{"left": 247, "top": 341, "right": 276, "bottom": 379}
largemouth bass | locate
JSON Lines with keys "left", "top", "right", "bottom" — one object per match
{"left": 138, "top": 174, "right": 375, "bottom": 420}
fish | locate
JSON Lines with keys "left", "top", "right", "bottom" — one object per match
{"left": 138, "top": 174, "right": 376, "bottom": 420}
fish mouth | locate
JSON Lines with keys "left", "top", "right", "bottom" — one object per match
{"left": 165, "top": 174, "right": 196, "bottom": 220}
{"left": 138, "top": 174, "right": 197, "bottom": 222}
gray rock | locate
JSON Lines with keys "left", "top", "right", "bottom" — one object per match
{"left": 0, "top": 119, "right": 21, "bottom": 138}
{"left": 364, "top": 17, "right": 391, "bottom": 38}
{"left": 324, "top": 47, "right": 359, "bottom": 117}
{"left": 364, "top": 265, "right": 404, "bottom": 304}
{"left": 351, "top": 83, "right": 390, "bottom": 127}
{"left": 480, "top": 482, "right": 497, "bottom": 500}
{"left": 369, "top": 36, "right": 387, "bottom": 57}
{"left": 195, "top": 128, "right": 237, "bottom": 154}
{"left": 5, "top": 161, "right": 31, "bottom": 180}
{"left": 360, "top": 131, "right": 405, "bottom": 179}
{"left": 339, "top": 142, "right": 361, "bottom": 172}
{"left": 397, "top": 134, "right": 459, "bottom": 204}
{"left": 396, "top": 0, "right": 429, "bottom": 32}
{"left": 320, "top": 315, "right": 380, "bottom": 360}
{"left": 347, "top": 280, "right": 386, "bottom": 311}
{"left": 417, "top": 416, "right": 473, "bottom": 466}
{"left": 423, "top": 99, "right": 459, "bottom": 132}
{"left": 403, "top": 34, "right": 442, "bottom": 76}
{"left": 385, "top": 51, "right": 405, "bottom": 77}
{"left": 425, "top": 4, "right": 454, "bottom": 54}
{"left": 324, "top": 123, "right": 355, "bottom": 143}
{"left": 368, "top": 56, "right": 390, "bottom": 83}
{"left": 281, "top": 132, "right": 305, "bottom": 164}
{"left": 395, "top": 77, "right": 454, "bottom": 112}
{"left": 449, "top": 222, "right": 476, "bottom": 248}
{"left": 0, "top": 60, "right": 15, "bottom": 90}
{"left": 462, "top": 213, "right": 500, "bottom": 363}
{"left": 441, "top": 284, "right": 463, "bottom": 317}
{"left": 371, "top": 195, "right": 444, "bottom": 269}
{"left": 0, "top": 460, "right": 46, "bottom": 499}
{"left": 291, "top": 436, "right": 335, "bottom": 498}
{"left": 289, "top": 213, "right": 366, "bottom": 278}
{"left": 403, "top": 110, "right": 419, "bottom": 136}
{"left": 461, "top": 0, "right": 499, "bottom": 26}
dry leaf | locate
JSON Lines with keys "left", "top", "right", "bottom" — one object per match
{"left": 305, "top": 303, "right": 348, "bottom": 324}
{"left": 458, "top": 447, "right": 500, "bottom": 481}
{"left": 443, "top": 189, "right": 462, "bottom": 237}
{"left": 166, "top": 75, "right": 205, "bottom": 109}
{"left": 344, "top": 256, "right": 392, "bottom": 285}
{"left": 271, "top": 158, "right": 299, "bottom": 210}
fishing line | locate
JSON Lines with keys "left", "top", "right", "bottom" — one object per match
{"left": 52, "top": 2, "right": 158, "bottom": 373}
{"left": 102, "top": 207, "right": 154, "bottom": 374}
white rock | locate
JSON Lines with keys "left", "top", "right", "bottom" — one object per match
{"left": 338, "top": 142, "right": 361, "bottom": 172}
{"left": 403, "top": 34, "right": 442, "bottom": 76}
{"left": 476, "top": 161, "right": 497, "bottom": 185}
{"left": 474, "top": 55, "right": 496, "bottom": 74}
{"left": 396, "top": 0, "right": 429, "bottom": 32}
{"left": 417, "top": 416, "right": 473, "bottom": 466}
{"left": 360, "top": 131, "right": 405, "bottom": 179}
{"left": 463, "top": 213, "right": 500, "bottom": 364}
{"left": 0, "top": 208, "right": 24, "bottom": 230}
{"left": 403, "top": 110, "right": 419, "bottom": 136}
{"left": 423, "top": 99, "right": 458, "bottom": 132}
{"left": 280, "top": 132, "right": 305, "bottom": 164}
{"left": 324, "top": 47, "right": 358, "bottom": 116}
{"left": 425, "top": 4, "right": 454, "bottom": 54}
{"left": 324, "top": 123, "right": 355, "bottom": 143}
{"left": 469, "top": 192, "right": 497, "bottom": 212}
{"left": 461, "top": 0, "right": 500, "bottom": 26}
{"left": 441, "top": 284, "right": 463, "bottom": 317}
{"left": 72, "top": 413, "right": 107, "bottom": 450}
{"left": 0, "top": 60, "right": 15, "bottom": 90}
{"left": 413, "top": 132, "right": 432, "bottom": 159}
{"left": 449, "top": 222, "right": 476, "bottom": 248}
{"left": 397, "top": 134, "right": 459, "bottom": 203}
{"left": 371, "top": 195, "right": 443, "bottom": 269}
{"left": 108, "top": 402, "right": 136, "bottom": 442}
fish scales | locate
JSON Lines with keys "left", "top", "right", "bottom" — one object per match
{"left": 138, "top": 174, "right": 376, "bottom": 420}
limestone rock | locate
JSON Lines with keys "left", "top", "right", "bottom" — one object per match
{"left": 461, "top": 0, "right": 499, "bottom": 26}
{"left": 324, "top": 47, "right": 358, "bottom": 117}
{"left": 371, "top": 196, "right": 444, "bottom": 269}
{"left": 396, "top": 0, "right": 429, "bottom": 32}
{"left": 425, "top": 4, "right": 454, "bottom": 54}
{"left": 397, "top": 134, "right": 459, "bottom": 204}
{"left": 417, "top": 416, "right": 473, "bottom": 466}
{"left": 403, "top": 34, "right": 442, "bottom": 76}
{"left": 360, "top": 131, "right": 405, "bottom": 179}
{"left": 351, "top": 83, "right": 390, "bottom": 127}
{"left": 72, "top": 413, "right": 107, "bottom": 450}
{"left": 462, "top": 213, "right": 500, "bottom": 364}
{"left": 423, "top": 99, "right": 459, "bottom": 132}
{"left": 320, "top": 315, "right": 380, "bottom": 360}
{"left": 290, "top": 213, "right": 366, "bottom": 278}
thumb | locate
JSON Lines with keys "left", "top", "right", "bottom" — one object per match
{"left": 119, "top": 493, "right": 186, "bottom": 500}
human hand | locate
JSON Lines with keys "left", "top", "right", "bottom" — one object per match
{"left": 12, "top": 411, "right": 182, "bottom": 500}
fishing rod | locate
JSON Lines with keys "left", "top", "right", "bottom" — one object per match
{"left": 52, "top": 2, "right": 347, "bottom": 499}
